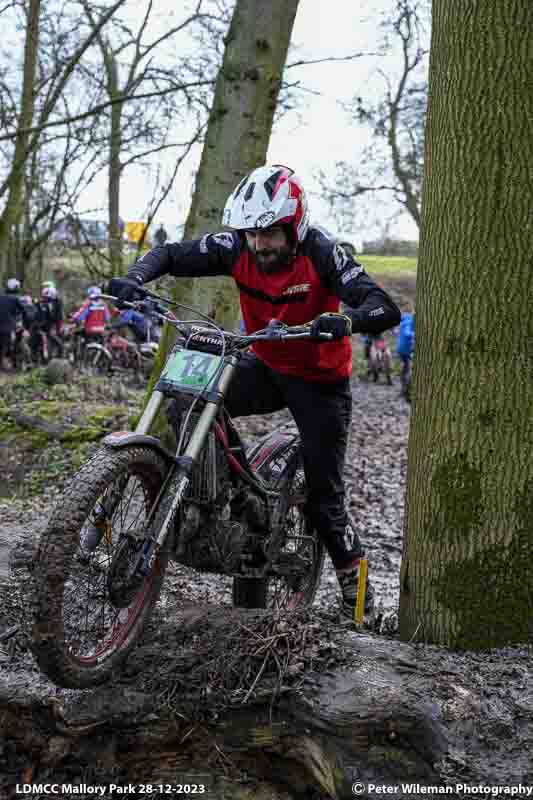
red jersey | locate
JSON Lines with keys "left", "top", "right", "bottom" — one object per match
{"left": 128, "top": 227, "right": 400, "bottom": 383}
{"left": 233, "top": 249, "right": 351, "bottom": 381}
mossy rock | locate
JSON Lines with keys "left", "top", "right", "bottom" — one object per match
{"left": 43, "top": 358, "right": 73, "bottom": 386}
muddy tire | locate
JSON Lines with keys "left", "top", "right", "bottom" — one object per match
{"left": 82, "top": 345, "right": 111, "bottom": 376}
{"left": 31, "top": 446, "right": 168, "bottom": 688}
{"left": 233, "top": 447, "right": 324, "bottom": 610}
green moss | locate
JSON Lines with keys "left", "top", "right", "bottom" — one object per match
{"left": 429, "top": 453, "right": 483, "bottom": 540}
{"left": 433, "top": 478, "right": 533, "bottom": 649}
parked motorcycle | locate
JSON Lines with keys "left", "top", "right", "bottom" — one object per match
{"left": 31, "top": 291, "right": 330, "bottom": 688}
{"left": 29, "top": 325, "right": 63, "bottom": 365}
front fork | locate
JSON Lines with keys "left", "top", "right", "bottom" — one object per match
{"left": 132, "top": 359, "right": 238, "bottom": 575}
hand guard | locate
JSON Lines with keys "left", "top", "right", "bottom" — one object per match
{"left": 310, "top": 312, "right": 352, "bottom": 340}
{"left": 107, "top": 277, "right": 145, "bottom": 308}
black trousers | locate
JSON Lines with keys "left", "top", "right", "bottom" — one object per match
{"left": 225, "top": 353, "right": 361, "bottom": 568}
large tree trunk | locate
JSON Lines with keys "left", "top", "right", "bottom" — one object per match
{"left": 399, "top": 0, "right": 533, "bottom": 648}
{"left": 147, "top": 0, "right": 300, "bottom": 404}
{"left": 0, "top": 0, "right": 41, "bottom": 278}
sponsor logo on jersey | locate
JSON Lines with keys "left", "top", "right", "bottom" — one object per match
{"left": 369, "top": 306, "right": 385, "bottom": 317}
{"left": 340, "top": 265, "right": 364, "bottom": 284}
{"left": 212, "top": 232, "right": 234, "bottom": 250}
{"left": 282, "top": 282, "right": 311, "bottom": 296}
{"left": 255, "top": 211, "right": 276, "bottom": 228}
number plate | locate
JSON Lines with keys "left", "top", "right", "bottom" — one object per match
{"left": 157, "top": 347, "right": 221, "bottom": 394}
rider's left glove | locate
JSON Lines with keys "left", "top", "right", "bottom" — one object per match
{"left": 107, "top": 277, "right": 145, "bottom": 308}
{"left": 310, "top": 312, "right": 352, "bottom": 340}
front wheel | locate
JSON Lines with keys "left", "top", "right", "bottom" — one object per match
{"left": 31, "top": 446, "right": 168, "bottom": 688}
{"left": 233, "top": 447, "right": 324, "bottom": 610}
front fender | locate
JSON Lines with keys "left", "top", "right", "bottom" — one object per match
{"left": 102, "top": 431, "right": 175, "bottom": 466}
{"left": 86, "top": 342, "right": 113, "bottom": 362}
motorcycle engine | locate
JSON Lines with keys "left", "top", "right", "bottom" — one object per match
{"left": 173, "top": 490, "right": 269, "bottom": 574}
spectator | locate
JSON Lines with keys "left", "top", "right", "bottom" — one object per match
{"left": 154, "top": 224, "right": 168, "bottom": 247}
{"left": 397, "top": 302, "right": 415, "bottom": 383}
{"left": 0, "top": 278, "right": 25, "bottom": 370}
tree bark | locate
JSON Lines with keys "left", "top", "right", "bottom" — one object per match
{"left": 399, "top": 0, "right": 533, "bottom": 648}
{"left": 179, "top": 0, "right": 300, "bottom": 328}
{"left": 0, "top": 0, "right": 41, "bottom": 278}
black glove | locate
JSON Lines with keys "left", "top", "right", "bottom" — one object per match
{"left": 107, "top": 277, "right": 145, "bottom": 308}
{"left": 310, "top": 312, "right": 352, "bottom": 340}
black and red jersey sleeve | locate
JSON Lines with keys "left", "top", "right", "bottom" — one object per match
{"left": 303, "top": 227, "right": 401, "bottom": 333}
{"left": 127, "top": 231, "right": 241, "bottom": 284}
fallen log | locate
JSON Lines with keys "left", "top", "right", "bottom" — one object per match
{"left": 0, "top": 611, "right": 447, "bottom": 799}
{"left": 2, "top": 530, "right": 532, "bottom": 799}
{"left": 10, "top": 412, "right": 70, "bottom": 440}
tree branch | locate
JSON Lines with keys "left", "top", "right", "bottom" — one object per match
{"left": 286, "top": 52, "right": 375, "bottom": 69}
{"left": 0, "top": 80, "right": 215, "bottom": 142}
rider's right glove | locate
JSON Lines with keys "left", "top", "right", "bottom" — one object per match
{"left": 107, "top": 277, "right": 145, "bottom": 308}
{"left": 310, "top": 312, "right": 352, "bottom": 340}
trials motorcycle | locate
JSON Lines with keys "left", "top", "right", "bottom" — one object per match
{"left": 31, "top": 291, "right": 332, "bottom": 688}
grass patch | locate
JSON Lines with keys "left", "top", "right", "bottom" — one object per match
{"left": 0, "top": 368, "right": 144, "bottom": 499}
{"left": 358, "top": 254, "right": 417, "bottom": 275}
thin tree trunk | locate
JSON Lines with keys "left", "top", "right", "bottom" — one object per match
{"left": 399, "top": 0, "right": 533, "bottom": 649}
{"left": 181, "top": 0, "right": 300, "bottom": 328}
{"left": 0, "top": 0, "right": 41, "bottom": 278}
{"left": 103, "top": 50, "right": 123, "bottom": 275}
{"left": 147, "top": 0, "right": 300, "bottom": 406}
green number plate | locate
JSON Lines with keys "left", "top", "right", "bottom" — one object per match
{"left": 158, "top": 348, "right": 221, "bottom": 393}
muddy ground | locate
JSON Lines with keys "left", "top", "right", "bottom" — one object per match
{"left": 0, "top": 362, "right": 531, "bottom": 798}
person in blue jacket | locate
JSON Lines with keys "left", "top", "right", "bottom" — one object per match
{"left": 397, "top": 303, "right": 415, "bottom": 387}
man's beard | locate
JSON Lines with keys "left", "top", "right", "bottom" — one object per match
{"left": 255, "top": 245, "right": 293, "bottom": 273}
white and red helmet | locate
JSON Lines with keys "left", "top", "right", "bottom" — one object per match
{"left": 223, "top": 165, "right": 310, "bottom": 244}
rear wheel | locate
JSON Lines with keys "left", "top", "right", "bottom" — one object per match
{"left": 82, "top": 345, "right": 111, "bottom": 376}
{"left": 232, "top": 447, "right": 324, "bottom": 610}
{"left": 31, "top": 446, "right": 168, "bottom": 688}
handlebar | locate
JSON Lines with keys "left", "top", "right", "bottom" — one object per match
{"left": 100, "top": 292, "right": 334, "bottom": 344}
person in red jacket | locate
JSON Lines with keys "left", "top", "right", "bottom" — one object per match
{"left": 109, "top": 164, "right": 400, "bottom": 617}
{"left": 71, "top": 286, "right": 111, "bottom": 338}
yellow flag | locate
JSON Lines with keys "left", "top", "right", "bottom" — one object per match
{"left": 125, "top": 221, "right": 149, "bottom": 245}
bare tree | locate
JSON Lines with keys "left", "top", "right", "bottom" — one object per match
{"left": 0, "top": 0, "right": 40, "bottom": 277}
{"left": 0, "top": 0, "right": 125, "bottom": 277}
{"left": 80, "top": 0, "right": 224, "bottom": 274}
{"left": 320, "top": 0, "right": 428, "bottom": 235}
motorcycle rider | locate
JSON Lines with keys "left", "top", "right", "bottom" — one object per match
{"left": 71, "top": 286, "right": 111, "bottom": 341}
{"left": 108, "top": 164, "right": 401, "bottom": 617}
{"left": 110, "top": 305, "right": 149, "bottom": 344}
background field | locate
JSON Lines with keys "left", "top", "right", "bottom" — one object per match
{"left": 358, "top": 254, "right": 417, "bottom": 275}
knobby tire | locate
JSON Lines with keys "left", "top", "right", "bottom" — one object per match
{"left": 31, "top": 446, "right": 168, "bottom": 688}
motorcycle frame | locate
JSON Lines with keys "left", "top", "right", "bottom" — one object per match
{"left": 115, "top": 352, "right": 279, "bottom": 574}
